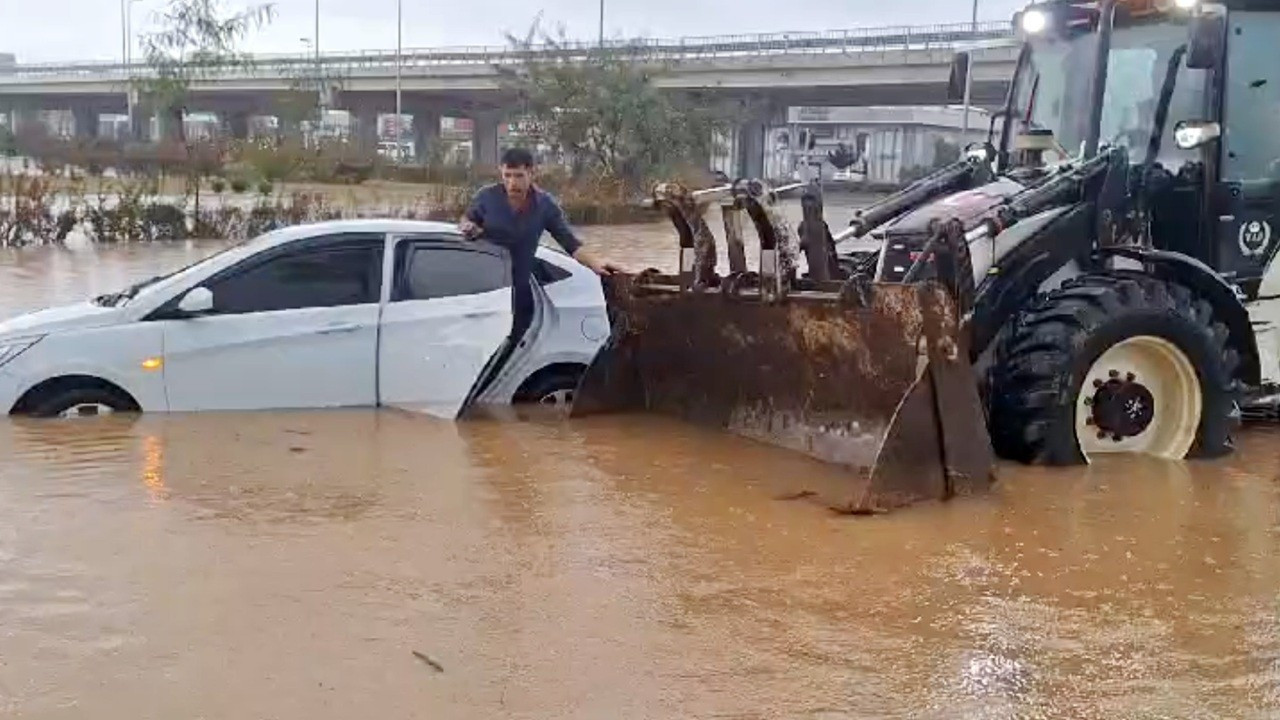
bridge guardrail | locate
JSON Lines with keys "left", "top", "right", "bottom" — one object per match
{"left": 1, "top": 21, "right": 1015, "bottom": 82}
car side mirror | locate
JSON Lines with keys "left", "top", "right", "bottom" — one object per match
{"left": 1174, "top": 120, "right": 1221, "bottom": 150}
{"left": 177, "top": 286, "right": 214, "bottom": 315}
{"left": 947, "top": 51, "right": 970, "bottom": 103}
{"left": 1186, "top": 8, "right": 1226, "bottom": 69}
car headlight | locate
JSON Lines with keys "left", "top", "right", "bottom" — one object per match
{"left": 0, "top": 336, "right": 43, "bottom": 368}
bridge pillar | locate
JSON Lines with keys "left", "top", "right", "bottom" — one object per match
{"left": 72, "top": 106, "right": 100, "bottom": 139}
{"left": 736, "top": 119, "right": 767, "bottom": 180}
{"left": 353, "top": 107, "right": 379, "bottom": 152}
{"left": 412, "top": 108, "right": 440, "bottom": 161}
{"left": 224, "top": 110, "right": 251, "bottom": 140}
{"left": 156, "top": 107, "right": 185, "bottom": 142}
{"left": 10, "top": 107, "right": 44, "bottom": 137}
{"left": 471, "top": 110, "right": 501, "bottom": 167}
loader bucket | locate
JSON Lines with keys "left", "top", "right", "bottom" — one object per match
{"left": 571, "top": 182, "right": 996, "bottom": 513}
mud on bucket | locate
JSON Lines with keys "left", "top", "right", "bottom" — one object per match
{"left": 570, "top": 272, "right": 997, "bottom": 513}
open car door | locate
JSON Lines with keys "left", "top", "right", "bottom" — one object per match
{"left": 376, "top": 235, "right": 515, "bottom": 418}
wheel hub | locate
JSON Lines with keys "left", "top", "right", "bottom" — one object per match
{"left": 1087, "top": 371, "right": 1155, "bottom": 441}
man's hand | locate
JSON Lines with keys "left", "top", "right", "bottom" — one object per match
{"left": 592, "top": 260, "right": 624, "bottom": 276}
{"left": 572, "top": 248, "right": 622, "bottom": 276}
{"left": 459, "top": 218, "right": 482, "bottom": 240}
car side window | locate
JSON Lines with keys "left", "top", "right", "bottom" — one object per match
{"left": 397, "top": 245, "right": 510, "bottom": 301}
{"left": 207, "top": 240, "right": 384, "bottom": 314}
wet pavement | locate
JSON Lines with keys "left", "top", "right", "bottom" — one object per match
{"left": 3, "top": 202, "right": 1280, "bottom": 718}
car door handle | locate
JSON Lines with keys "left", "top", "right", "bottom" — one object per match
{"left": 463, "top": 311, "right": 499, "bottom": 319}
{"left": 317, "top": 323, "right": 361, "bottom": 335}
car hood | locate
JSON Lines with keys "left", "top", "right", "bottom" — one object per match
{"left": 0, "top": 301, "right": 128, "bottom": 340}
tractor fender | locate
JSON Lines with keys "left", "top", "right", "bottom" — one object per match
{"left": 970, "top": 202, "right": 1094, "bottom": 360}
{"left": 1100, "top": 245, "right": 1260, "bottom": 386}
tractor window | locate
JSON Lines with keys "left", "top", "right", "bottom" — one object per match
{"left": 1222, "top": 12, "right": 1280, "bottom": 184}
{"left": 1099, "top": 25, "right": 1208, "bottom": 173}
{"left": 1009, "top": 22, "right": 1207, "bottom": 171}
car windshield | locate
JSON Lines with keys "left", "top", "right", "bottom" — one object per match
{"left": 1007, "top": 19, "right": 1207, "bottom": 170}
{"left": 92, "top": 235, "right": 263, "bottom": 308}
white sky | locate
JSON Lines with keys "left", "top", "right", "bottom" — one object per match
{"left": 1, "top": 0, "right": 1025, "bottom": 63}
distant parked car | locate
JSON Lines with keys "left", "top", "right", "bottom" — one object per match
{"left": 0, "top": 219, "right": 610, "bottom": 419}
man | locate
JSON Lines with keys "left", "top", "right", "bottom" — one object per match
{"left": 459, "top": 147, "right": 622, "bottom": 341}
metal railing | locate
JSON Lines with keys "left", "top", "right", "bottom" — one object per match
{"left": 0, "top": 21, "right": 1015, "bottom": 82}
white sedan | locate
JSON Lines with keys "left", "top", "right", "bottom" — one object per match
{"left": 0, "top": 219, "right": 612, "bottom": 419}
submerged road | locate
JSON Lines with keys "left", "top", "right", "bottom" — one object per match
{"left": 1, "top": 203, "right": 1279, "bottom": 718}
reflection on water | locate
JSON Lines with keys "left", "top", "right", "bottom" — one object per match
{"left": 1, "top": 202, "right": 1280, "bottom": 718}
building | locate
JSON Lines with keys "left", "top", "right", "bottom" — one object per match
{"left": 765, "top": 105, "right": 993, "bottom": 186}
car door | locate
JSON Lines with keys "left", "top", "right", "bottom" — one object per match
{"left": 377, "top": 235, "right": 514, "bottom": 417}
{"left": 156, "top": 232, "right": 386, "bottom": 412}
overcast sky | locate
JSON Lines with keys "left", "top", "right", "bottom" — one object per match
{"left": 1, "top": 0, "right": 1025, "bottom": 63}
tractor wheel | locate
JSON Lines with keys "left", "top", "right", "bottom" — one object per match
{"left": 989, "top": 272, "right": 1241, "bottom": 465}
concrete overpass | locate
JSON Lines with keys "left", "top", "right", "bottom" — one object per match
{"left": 0, "top": 22, "right": 1021, "bottom": 174}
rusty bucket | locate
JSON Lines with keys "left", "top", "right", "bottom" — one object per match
{"left": 570, "top": 180, "right": 996, "bottom": 513}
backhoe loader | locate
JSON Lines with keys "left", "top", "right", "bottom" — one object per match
{"left": 574, "top": 0, "right": 1280, "bottom": 512}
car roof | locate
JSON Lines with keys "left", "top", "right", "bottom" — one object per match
{"left": 265, "top": 218, "right": 464, "bottom": 243}
{"left": 259, "top": 219, "right": 576, "bottom": 262}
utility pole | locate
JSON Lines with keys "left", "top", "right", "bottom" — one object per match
{"left": 395, "top": 0, "right": 403, "bottom": 161}
{"left": 598, "top": 0, "right": 604, "bottom": 47}
{"left": 962, "top": 0, "right": 978, "bottom": 137}
{"left": 121, "top": 0, "right": 138, "bottom": 140}
{"left": 314, "top": 0, "right": 323, "bottom": 119}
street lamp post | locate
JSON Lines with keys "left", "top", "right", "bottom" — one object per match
{"left": 962, "top": 0, "right": 978, "bottom": 137}
{"left": 314, "top": 0, "right": 323, "bottom": 114}
{"left": 395, "top": 0, "right": 403, "bottom": 161}
{"left": 121, "top": 0, "right": 140, "bottom": 140}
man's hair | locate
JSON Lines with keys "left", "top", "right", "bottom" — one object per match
{"left": 500, "top": 146, "right": 535, "bottom": 168}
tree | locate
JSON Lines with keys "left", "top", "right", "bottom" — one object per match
{"left": 132, "top": 0, "right": 277, "bottom": 143}
{"left": 494, "top": 19, "right": 732, "bottom": 190}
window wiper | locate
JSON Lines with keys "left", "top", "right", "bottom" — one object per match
{"left": 92, "top": 275, "right": 164, "bottom": 307}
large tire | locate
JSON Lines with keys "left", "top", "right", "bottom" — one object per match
{"left": 989, "top": 272, "right": 1241, "bottom": 465}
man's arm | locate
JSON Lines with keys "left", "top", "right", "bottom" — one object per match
{"left": 544, "top": 198, "right": 622, "bottom": 275}
{"left": 459, "top": 188, "right": 488, "bottom": 238}
{"left": 543, "top": 198, "right": 583, "bottom": 256}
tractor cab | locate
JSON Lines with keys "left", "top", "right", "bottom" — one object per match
{"left": 955, "top": 0, "right": 1280, "bottom": 283}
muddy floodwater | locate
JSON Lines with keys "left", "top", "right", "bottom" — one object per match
{"left": 4, "top": 198, "right": 1280, "bottom": 718}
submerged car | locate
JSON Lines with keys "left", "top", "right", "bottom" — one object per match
{"left": 0, "top": 219, "right": 611, "bottom": 419}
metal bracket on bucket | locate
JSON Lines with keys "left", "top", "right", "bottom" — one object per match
{"left": 799, "top": 181, "right": 840, "bottom": 283}
{"left": 649, "top": 181, "right": 733, "bottom": 292}
{"left": 719, "top": 193, "right": 750, "bottom": 278}
{"left": 733, "top": 178, "right": 804, "bottom": 304}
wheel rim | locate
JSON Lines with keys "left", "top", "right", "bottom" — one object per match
{"left": 1074, "top": 335, "right": 1201, "bottom": 461}
{"left": 57, "top": 403, "right": 115, "bottom": 419}
{"left": 538, "top": 388, "right": 574, "bottom": 407}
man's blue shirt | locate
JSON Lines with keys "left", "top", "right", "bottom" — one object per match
{"left": 464, "top": 183, "right": 583, "bottom": 263}
{"left": 464, "top": 182, "right": 583, "bottom": 330}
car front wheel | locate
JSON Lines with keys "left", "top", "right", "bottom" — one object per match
{"left": 27, "top": 386, "right": 139, "bottom": 419}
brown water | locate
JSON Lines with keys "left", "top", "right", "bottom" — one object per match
{"left": 4, "top": 205, "right": 1280, "bottom": 719}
